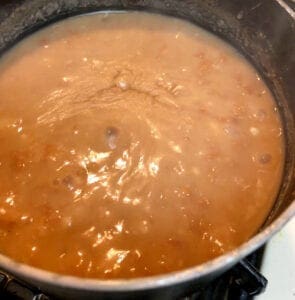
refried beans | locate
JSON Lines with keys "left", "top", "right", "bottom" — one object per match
{"left": 0, "top": 12, "right": 284, "bottom": 279}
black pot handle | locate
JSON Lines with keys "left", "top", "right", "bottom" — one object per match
{"left": 231, "top": 259, "right": 268, "bottom": 297}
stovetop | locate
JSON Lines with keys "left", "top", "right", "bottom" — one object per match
{"left": 256, "top": 218, "right": 295, "bottom": 300}
{"left": 0, "top": 247, "right": 267, "bottom": 300}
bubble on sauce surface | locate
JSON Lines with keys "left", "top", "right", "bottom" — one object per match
{"left": 105, "top": 126, "right": 119, "bottom": 150}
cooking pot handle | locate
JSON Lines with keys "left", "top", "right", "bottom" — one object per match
{"left": 230, "top": 259, "right": 268, "bottom": 297}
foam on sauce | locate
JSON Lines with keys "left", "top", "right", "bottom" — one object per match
{"left": 0, "top": 12, "right": 284, "bottom": 279}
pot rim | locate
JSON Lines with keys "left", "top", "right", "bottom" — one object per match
{"left": 0, "top": 202, "right": 294, "bottom": 292}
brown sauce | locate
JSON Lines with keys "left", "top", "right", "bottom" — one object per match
{"left": 0, "top": 12, "right": 284, "bottom": 279}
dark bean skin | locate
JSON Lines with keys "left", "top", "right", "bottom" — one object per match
{"left": 62, "top": 175, "right": 75, "bottom": 191}
{"left": 106, "top": 126, "right": 119, "bottom": 137}
{"left": 259, "top": 153, "right": 272, "bottom": 164}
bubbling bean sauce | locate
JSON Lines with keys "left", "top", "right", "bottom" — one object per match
{"left": 0, "top": 12, "right": 284, "bottom": 279}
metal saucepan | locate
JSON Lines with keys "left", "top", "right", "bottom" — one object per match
{"left": 0, "top": 0, "right": 294, "bottom": 299}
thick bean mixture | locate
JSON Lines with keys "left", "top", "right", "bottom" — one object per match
{"left": 0, "top": 12, "right": 283, "bottom": 279}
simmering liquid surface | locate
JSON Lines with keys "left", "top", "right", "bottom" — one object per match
{"left": 0, "top": 12, "right": 283, "bottom": 279}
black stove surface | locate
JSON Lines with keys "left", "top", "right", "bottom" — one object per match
{"left": 0, "top": 247, "right": 267, "bottom": 300}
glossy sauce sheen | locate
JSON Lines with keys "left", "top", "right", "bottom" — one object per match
{"left": 0, "top": 12, "right": 284, "bottom": 279}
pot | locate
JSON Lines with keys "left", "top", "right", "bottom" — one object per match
{"left": 0, "top": 1, "right": 294, "bottom": 299}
